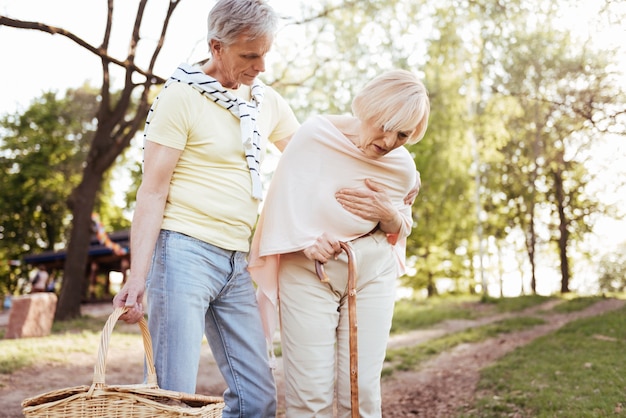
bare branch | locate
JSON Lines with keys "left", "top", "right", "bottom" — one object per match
{"left": 147, "top": 0, "right": 181, "bottom": 76}
{"left": 0, "top": 16, "right": 166, "bottom": 85}
{"left": 99, "top": 0, "right": 114, "bottom": 116}
{"left": 284, "top": 0, "right": 359, "bottom": 26}
{"left": 101, "top": 0, "right": 113, "bottom": 50}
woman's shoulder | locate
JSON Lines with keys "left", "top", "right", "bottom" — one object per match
{"left": 310, "top": 114, "right": 359, "bottom": 136}
{"left": 301, "top": 113, "right": 329, "bottom": 123}
{"left": 323, "top": 114, "right": 356, "bottom": 126}
{"left": 296, "top": 114, "right": 356, "bottom": 139}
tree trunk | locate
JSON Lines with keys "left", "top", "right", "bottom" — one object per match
{"left": 55, "top": 166, "right": 102, "bottom": 320}
{"left": 427, "top": 271, "right": 437, "bottom": 297}
{"left": 525, "top": 209, "right": 538, "bottom": 295}
{"left": 554, "top": 168, "right": 570, "bottom": 294}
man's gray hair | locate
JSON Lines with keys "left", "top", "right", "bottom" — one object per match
{"left": 207, "top": 0, "right": 278, "bottom": 45}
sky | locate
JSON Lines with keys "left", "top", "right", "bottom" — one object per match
{"left": 1, "top": 0, "right": 625, "bottom": 295}
{"left": 0, "top": 0, "right": 301, "bottom": 115}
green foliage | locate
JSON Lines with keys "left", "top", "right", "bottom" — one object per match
{"left": 96, "top": 171, "right": 132, "bottom": 232}
{"left": 474, "top": 0, "right": 624, "bottom": 294}
{"left": 597, "top": 244, "right": 626, "bottom": 293}
{"left": 271, "top": 0, "right": 431, "bottom": 120}
{"left": 267, "top": 0, "right": 481, "bottom": 294}
{"left": 0, "top": 87, "right": 98, "bottom": 294}
{"left": 468, "top": 304, "right": 626, "bottom": 417}
{"left": 0, "top": 85, "right": 131, "bottom": 296}
{"left": 403, "top": 16, "right": 477, "bottom": 292}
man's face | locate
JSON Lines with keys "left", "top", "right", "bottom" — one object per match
{"left": 212, "top": 33, "right": 273, "bottom": 89}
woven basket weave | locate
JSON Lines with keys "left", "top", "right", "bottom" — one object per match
{"left": 22, "top": 307, "right": 224, "bottom": 418}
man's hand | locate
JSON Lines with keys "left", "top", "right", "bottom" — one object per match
{"left": 112, "top": 277, "right": 145, "bottom": 324}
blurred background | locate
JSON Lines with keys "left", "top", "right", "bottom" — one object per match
{"left": 0, "top": 0, "right": 624, "bottom": 319}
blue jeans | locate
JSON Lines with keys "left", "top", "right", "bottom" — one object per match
{"left": 146, "top": 230, "right": 276, "bottom": 417}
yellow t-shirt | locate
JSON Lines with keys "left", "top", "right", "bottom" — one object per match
{"left": 145, "top": 81, "right": 299, "bottom": 252}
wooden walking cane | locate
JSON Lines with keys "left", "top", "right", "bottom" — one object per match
{"left": 315, "top": 241, "right": 359, "bottom": 418}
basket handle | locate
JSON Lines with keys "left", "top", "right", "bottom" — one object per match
{"left": 90, "top": 306, "right": 158, "bottom": 391}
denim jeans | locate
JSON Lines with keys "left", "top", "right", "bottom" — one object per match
{"left": 147, "top": 230, "right": 276, "bottom": 417}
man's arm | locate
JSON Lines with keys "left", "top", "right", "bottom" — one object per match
{"left": 113, "top": 140, "right": 182, "bottom": 323}
{"left": 273, "top": 134, "right": 293, "bottom": 152}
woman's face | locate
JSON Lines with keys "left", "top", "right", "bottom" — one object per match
{"left": 212, "top": 33, "right": 273, "bottom": 89}
{"left": 357, "top": 118, "right": 414, "bottom": 159}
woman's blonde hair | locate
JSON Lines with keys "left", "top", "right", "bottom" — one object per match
{"left": 352, "top": 69, "right": 430, "bottom": 144}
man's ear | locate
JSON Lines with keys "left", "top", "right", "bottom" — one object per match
{"left": 210, "top": 39, "right": 222, "bottom": 56}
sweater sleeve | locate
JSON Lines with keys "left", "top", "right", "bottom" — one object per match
{"left": 386, "top": 204, "right": 412, "bottom": 245}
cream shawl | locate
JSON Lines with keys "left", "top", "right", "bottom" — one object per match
{"left": 248, "top": 114, "right": 417, "bottom": 347}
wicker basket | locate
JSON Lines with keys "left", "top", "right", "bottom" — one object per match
{"left": 22, "top": 307, "right": 224, "bottom": 417}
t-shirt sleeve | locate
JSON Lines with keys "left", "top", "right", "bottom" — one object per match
{"left": 264, "top": 86, "right": 300, "bottom": 143}
{"left": 144, "top": 82, "right": 193, "bottom": 150}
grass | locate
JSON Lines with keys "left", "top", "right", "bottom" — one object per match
{"left": 0, "top": 314, "right": 140, "bottom": 375}
{"left": 391, "top": 294, "right": 553, "bottom": 334}
{"left": 384, "top": 316, "right": 546, "bottom": 376}
{"left": 462, "top": 302, "right": 626, "bottom": 417}
{"left": 480, "top": 294, "right": 555, "bottom": 313}
{"left": 391, "top": 294, "right": 483, "bottom": 333}
{"left": 548, "top": 295, "right": 605, "bottom": 314}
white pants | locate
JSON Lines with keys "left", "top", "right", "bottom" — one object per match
{"left": 279, "top": 230, "right": 397, "bottom": 418}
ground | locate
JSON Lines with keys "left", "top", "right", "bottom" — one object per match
{"left": 1, "top": 298, "right": 623, "bottom": 418}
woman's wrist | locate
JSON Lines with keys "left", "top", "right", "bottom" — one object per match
{"left": 379, "top": 210, "right": 402, "bottom": 235}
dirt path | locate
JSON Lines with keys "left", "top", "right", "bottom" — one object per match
{"left": 380, "top": 298, "right": 625, "bottom": 417}
{"left": 1, "top": 298, "right": 623, "bottom": 417}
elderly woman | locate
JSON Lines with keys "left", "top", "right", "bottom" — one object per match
{"left": 249, "top": 69, "right": 430, "bottom": 417}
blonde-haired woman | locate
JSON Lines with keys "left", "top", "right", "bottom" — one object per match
{"left": 249, "top": 69, "right": 430, "bottom": 417}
